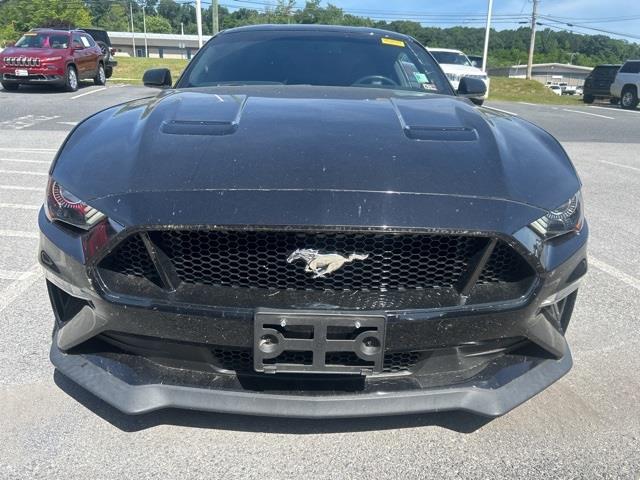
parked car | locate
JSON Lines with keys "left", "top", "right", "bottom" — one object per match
{"left": 429, "top": 48, "right": 490, "bottom": 105}
{"left": 42, "top": 25, "right": 587, "bottom": 418}
{"left": 610, "top": 60, "right": 640, "bottom": 109}
{"left": 0, "top": 28, "right": 105, "bottom": 92}
{"left": 80, "top": 28, "right": 117, "bottom": 79}
{"left": 548, "top": 84, "right": 562, "bottom": 95}
{"left": 582, "top": 64, "right": 621, "bottom": 104}
{"left": 559, "top": 82, "right": 577, "bottom": 95}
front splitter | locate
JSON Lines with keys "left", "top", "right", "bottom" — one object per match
{"left": 50, "top": 334, "right": 572, "bottom": 418}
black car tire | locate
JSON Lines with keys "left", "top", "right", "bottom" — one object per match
{"left": 609, "top": 97, "right": 619, "bottom": 105}
{"left": 94, "top": 63, "right": 106, "bottom": 86}
{"left": 1, "top": 82, "right": 19, "bottom": 91}
{"left": 64, "top": 65, "right": 79, "bottom": 92}
{"left": 97, "top": 41, "right": 110, "bottom": 64}
{"left": 620, "top": 86, "right": 638, "bottom": 110}
{"left": 105, "top": 66, "right": 113, "bottom": 79}
{"left": 583, "top": 94, "right": 595, "bottom": 104}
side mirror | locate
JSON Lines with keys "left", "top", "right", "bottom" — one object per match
{"left": 143, "top": 68, "right": 172, "bottom": 88}
{"left": 73, "top": 44, "right": 84, "bottom": 51}
{"left": 457, "top": 76, "right": 487, "bottom": 97}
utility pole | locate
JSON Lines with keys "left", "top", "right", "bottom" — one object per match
{"left": 212, "top": 0, "right": 219, "bottom": 35}
{"left": 130, "top": 1, "right": 136, "bottom": 57}
{"left": 181, "top": 22, "right": 185, "bottom": 59}
{"left": 142, "top": 5, "right": 148, "bottom": 58}
{"left": 481, "top": 0, "right": 493, "bottom": 72}
{"left": 195, "top": 0, "right": 203, "bottom": 48}
{"left": 526, "top": 0, "right": 539, "bottom": 80}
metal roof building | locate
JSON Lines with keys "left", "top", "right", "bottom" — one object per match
{"left": 488, "top": 63, "right": 593, "bottom": 86}
{"left": 108, "top": 31, "right": 213, "bottom": 59}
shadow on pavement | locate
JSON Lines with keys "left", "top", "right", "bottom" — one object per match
{"left": 54, "top": 370, "right": 493, "bottom": 435}
{"left": 0, "top": 82, "right": 96, "bottom": 94}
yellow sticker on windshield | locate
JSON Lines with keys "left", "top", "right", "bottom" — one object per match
{"left": 381, "top": 38, "right": 405, "bottom": 47}
{"left": 24, "top": 33, "right": 37, "bottom": 36}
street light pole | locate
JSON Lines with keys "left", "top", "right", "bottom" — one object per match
{"left": 481, "top": 0, "right": 493, "bottom": 72}
{"left": 195, "top": 0, "right": 203, "bottom": 48}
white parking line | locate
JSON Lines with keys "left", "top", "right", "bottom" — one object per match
{"left": 590, "top": 257, "right": 640, "bottom": 292}
{"left": 0, "top": 185, "right": 43, "bottom": 192}
{"left": 0, "top": 264, "right": 42, "bottom": 313}
{"left": 482, "top": 106, "right": 518, "bottom": 116}
{"left": 0, "top": 229, "right": 39, "bottom": 239}
{"left": 71, "top": 87, "right": 107, "bottom": 99}
{"left": 518, "top": 102, "right": 537, "bottom": 106}
{"left": 588, "top": 105, "right": 640, "bottom": 114}
{"left": 0, "top": 115, "right": 61, "bottom": 130}
{"left": 0, "top": 269, "right": 38, "bottom": 281}
{"left": 562, "top": 109, "right": 614, "bottom": 120}
{"left": 0, "top": 169, "right": 48, "bottom": 177}
{"left": 0, "top": 203, "right": 40, "bottom": 210}
{"left": 0, "top": 158, "right": 51, "bottom": 165}
{"left": 57, "top": 121, "right": 79, "bottom": 126}
{"left": 600, "top": 160, "right": 640, "bottom": 173}
{"left": 0, "top": 148, "right": 56, "bottom": 153}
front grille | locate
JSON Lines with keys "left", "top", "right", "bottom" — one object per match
{"left": 98, "top": 228, "right": 535, "bottom": 309}
{"left": 4, "top": 57, "right": 40, "bottom": 67}
{"left": 102, "top": 230, "right": 532, "bottom": 292}
{"left": 212, "top": 347, "right": 422, "bottom": 374}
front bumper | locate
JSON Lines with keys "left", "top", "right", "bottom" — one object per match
{"left": 50, "top": 334, "right": 572, "bottom": 417}
{"left": 1, "top": 66, "right": 64, "bottom": 84}
{"left": 40, "top": 207, "right": 588, "bottom": 418}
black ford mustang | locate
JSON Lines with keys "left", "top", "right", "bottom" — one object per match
{"left": 40, "top": 25, "right": 587, "bottom": 418}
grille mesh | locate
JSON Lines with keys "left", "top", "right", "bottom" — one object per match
{"left": 100, "top": 234, "right": 160, "bottom": 284}
{"left": 212, "top": 348, "right": 423, "bottom": 373}
{"left": 99, "top": 229, "right": 533, "bottom": 294}
{"left": 148, "top": 230, "right": 487, "bottom": 292}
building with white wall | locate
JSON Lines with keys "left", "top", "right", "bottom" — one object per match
{"left": 108, "top": 31, "right": 212, "bottom": 59}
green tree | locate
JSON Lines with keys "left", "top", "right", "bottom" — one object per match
{"left": 0, "top": 0, "right": 92, "bottom": 31}
{"left": 145, "top": 15, "right": 172, "bottom": 33}
{"left": 96, "top": 4, "right": 130, "bottom": 31}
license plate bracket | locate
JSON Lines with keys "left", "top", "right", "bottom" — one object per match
{"left": 14, "top": 69, "right": 28, "bottom": 77}
{"left": 254, "top": 310, "right": 386, "bottom": 375}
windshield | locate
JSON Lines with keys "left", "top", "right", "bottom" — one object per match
{"left": 14, "top": 32, "right": 69, "bottom": 49}
{"left": 178, "top": 30, "right": 452, "bottom": 95}
{"left": 430, "top": 51, "right": 472, "bottom": 67}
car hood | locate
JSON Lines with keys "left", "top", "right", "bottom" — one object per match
{"left": 1, "top": 47, "right": 63, "bottom": 58}
{"left": 53, "top": 86, "right": 579, "bottom": 228}
{"left": 438, "top": 64, "right": 486, "bottom": 76}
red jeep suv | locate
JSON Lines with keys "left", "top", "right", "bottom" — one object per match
{"left": 0, "top": 28, "right": 105, "bottom": 92}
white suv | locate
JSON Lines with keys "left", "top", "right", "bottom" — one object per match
{"left": 610, "top": 60, "right": 640, "bottom": 109}
{"left": 429, "top": 48, "right": 490, "bottom": 105}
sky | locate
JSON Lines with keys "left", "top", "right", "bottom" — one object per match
{"left": 237, "top": 0, "right": 640, "bottom": 43}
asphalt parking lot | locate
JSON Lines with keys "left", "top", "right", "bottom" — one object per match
{"left": 0, "top": 82, "right": 639, "bottom": 479}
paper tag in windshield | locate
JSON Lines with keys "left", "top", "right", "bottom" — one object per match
{"left": 414, "top": 73, "right": 428, "bottom": 83}
{"left": 381, "top": 38, "right": 405, "bottom": 47}
{"left": 422, "top": 83, "right": 438, "bottom": 91}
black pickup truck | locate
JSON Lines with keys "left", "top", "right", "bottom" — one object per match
{"left": 583, "top": 64, "right": 621, "bottom": 104}
{"left": 82, "top": 28, "right": 117, "bottom": 78}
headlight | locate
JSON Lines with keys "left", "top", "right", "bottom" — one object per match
{"left": 530, "top": 191, "right": 584, "bottom": 239}
{"left": 45, "top": 178, "right": 106, "bottom": 229}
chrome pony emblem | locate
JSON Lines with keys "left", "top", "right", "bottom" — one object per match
{"left": 287, "top": 249, "right": 369, "bottom": 278}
